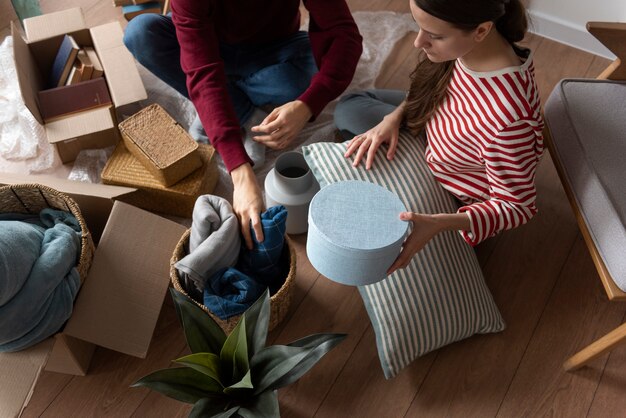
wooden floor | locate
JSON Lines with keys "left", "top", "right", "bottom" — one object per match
{"left": 3, "top": 0, "right": 625, "bottom": 417}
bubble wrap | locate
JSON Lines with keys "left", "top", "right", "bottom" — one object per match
{"left": 68, "top": 146, "right": 115, "bottom": 183}
{"left": 0, "top": 36, "right": 61, "bottom": 174}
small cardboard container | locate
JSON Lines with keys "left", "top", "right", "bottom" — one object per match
{"left": 0, "top": 173, "right": 186, "bottom": 417}
{"left": 101, "top": 142, "right": 219, "bottom": 217}
{"left": 119, "top": 104, "right": 202, "bottom": 187}
{"left": 11, "top": 8, "right": 147, "bottom": 164}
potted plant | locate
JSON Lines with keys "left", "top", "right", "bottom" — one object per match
{"left": 132, "top": 288, "right": 346, "bottom": 417}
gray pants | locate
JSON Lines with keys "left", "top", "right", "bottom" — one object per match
{"left": 334, "top": 89, "right": 406, "bottom": 141}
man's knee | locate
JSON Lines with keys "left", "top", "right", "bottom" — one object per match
{"left": 123, "top": 13, "right": 166, "bottom": 56}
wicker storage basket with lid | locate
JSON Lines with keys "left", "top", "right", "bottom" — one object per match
{"left": 118, "top": 103, "right": 202, "bottom": 187}
{"left": 170, "top": 229, "right": 296, "bottom": 334}
{"left": 101, "top": 142, "right": 218, "bottom": 218}
{"left": 0, "top": 184, "right": 94, "bottom": 283}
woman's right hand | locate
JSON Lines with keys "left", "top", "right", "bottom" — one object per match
{"left": 343, "top": 113, "right": 402, "bottom": 170}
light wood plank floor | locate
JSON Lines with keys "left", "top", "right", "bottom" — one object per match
{"left": 3, "top": 0, "right": 624, "bottom": 417}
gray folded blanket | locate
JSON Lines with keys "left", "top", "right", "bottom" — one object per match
{"left": 0, "top": 209, "right": 82, "bottom": 352}
{"left": 175, "top": 195, "right": 241, "bottom": 298}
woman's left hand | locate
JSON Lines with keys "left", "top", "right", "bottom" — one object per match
{"left": 387, "top": 212, "right": 441, "bottom": 275}
{"left": 251, "top": 100, "right": 312, "bottom": 150}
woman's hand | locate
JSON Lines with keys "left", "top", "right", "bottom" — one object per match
{"left": 387, "top": 212, "right": 471, "bottom": 275}
{"left": 231, "top": 163, "right": 265, "bottom": 249}
{"left": 251, "top": 100, "right": 312, "bottom": 150}
{"left": 344, "top": 112, "right": 402, "bottom": 170}
{"left": 387, "top": 212, "right": 441, "bottom": 274}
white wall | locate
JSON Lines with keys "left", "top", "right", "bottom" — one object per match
{"left": 526, "top": 0, "right": 625, "bottom": 58}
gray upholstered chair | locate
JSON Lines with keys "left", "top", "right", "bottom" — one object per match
{"left": 544, "top": 21, "right": 626, "bottom": 371}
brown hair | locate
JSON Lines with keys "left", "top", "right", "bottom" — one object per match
{"left": 404, "top": 0, "right": 528, "bottom": 136}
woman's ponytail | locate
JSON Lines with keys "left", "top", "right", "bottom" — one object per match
{"left": 496, "top": 0, "right": 527, "bottom": 44}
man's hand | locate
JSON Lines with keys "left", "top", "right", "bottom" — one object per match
{"left": 231, "top": 163, "right": 265, "bottom": 249}
{"left": 250, "top": 100, "right": 312, "bottom": 149}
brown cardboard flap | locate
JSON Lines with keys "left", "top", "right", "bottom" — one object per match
{"left": 0, "top": 173, "right": 135, "bottom": 200}
{"left": 63, "top": 201, "right": 186, "bottom": 358}
{"left": 23, "top": 8, "right": 86, "bottom": 43}
{"left": 11, "top": 22, "right": 44, "bottom": 124}
{"left": 91, "top": 22, "right": 147, "bottom": 107}
{"left": 0, "top": 339, "right": 54, "bottom": 418}
{"left": 0, "top": 173, "right": 137, "bottom": 243}
{"left": 44, "top": 334, "right": 95, "bottom": 376}
{"left": 45, "top": 106, "right": 115, "bottom": 143}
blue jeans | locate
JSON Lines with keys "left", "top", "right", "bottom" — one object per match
{"left": 334, "top": 89, "right": 406, "bottom": 140}
{"left": 123, "top": 14, "right": 319, "bottom": 125}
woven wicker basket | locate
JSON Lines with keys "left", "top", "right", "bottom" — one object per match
{"left": 119, "top": 103, "right": 202, "bottom": 187}
{"left": 170, "top": 229, "right": 296, "bottom": 334}
{"left": 101, "top": 143, "right": 218, "bottom": 218}
{"left": 0, "top": 184, "right": 95, "bottom": 283}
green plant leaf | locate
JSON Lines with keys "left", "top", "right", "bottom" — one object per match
{"left": 223, "top": 369, "right": 254, "bottom": 396}
{"left": 189, "top": 398, "right": 239, "bottom": 418}
{"left": 170, "top": 288, "right": 226, "bottom": 354}
{"left": 131, "top": 367, "right": 222, "bottom": 404}
{"left": 174, "top": 352, "right": 223, "bottom": 385}
{"left": 250, "top": 333, "right": 346, "bottom": 394}
{"left": 238, "top": 390, "right": 280, "bottom": 418}
{"left": 220, "top": 316, "right": 249, "bottom": 384}
{"left": 243, "top": 288, "right": 270, "bottom": 358}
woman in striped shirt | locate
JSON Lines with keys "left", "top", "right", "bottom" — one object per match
{"left": 334, "top": 0, "right": 543, "bottom": 274}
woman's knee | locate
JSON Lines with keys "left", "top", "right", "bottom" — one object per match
{"left": 334, "top": 90, "right": 375, "bottom": 133}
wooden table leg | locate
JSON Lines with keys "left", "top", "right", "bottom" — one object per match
{"left": 564, "top": 321, "right": 626, "bottom": 371}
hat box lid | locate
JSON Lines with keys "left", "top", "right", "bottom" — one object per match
{"left": 306, "top": 180, "right": 408, "bottom": 286}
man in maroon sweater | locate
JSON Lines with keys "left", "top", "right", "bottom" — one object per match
{"left": 124, "top": 0, "right": 362, "bottom": 247}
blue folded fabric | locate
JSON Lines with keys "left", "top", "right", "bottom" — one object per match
{"left": 0, "top": 208, "right": 82, "bottom": 352}
{"left": 237, "top": 205, "right": 288, "bottom": 293}
{"left": 203, "top": 268, "right": 266, "bottom": 320}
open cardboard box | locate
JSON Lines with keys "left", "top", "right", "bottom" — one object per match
{"left": 0, "top": 173, "right": 187, "bottom": 417}
{"left": 11, "top": 7, "right": 147, "bottom": 164}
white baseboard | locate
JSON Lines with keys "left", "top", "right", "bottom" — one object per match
{"left": 527, "top": 10, "right": 616, "bottom": 60}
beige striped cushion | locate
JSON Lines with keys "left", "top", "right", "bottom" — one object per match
{"left": 303, "top": 132, "right": 505, "bottom": 379}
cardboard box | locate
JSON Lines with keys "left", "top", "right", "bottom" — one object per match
{"left": 0, "top": 173, "right": 186, "bottom": 417}
{"left": 11, "top": 8, "right": 147, "bottom": 163}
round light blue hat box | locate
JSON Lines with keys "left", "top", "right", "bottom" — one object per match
{"left": 306, "top": 180, "right": 408, "bottom": 286}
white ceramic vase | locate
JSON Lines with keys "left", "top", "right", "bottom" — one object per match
{"left": 264, "top": 151, "right": 320, "bottom": 234}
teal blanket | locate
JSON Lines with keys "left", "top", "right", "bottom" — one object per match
{"left": 0, "top": 209, "right": 82, "bottom": 352}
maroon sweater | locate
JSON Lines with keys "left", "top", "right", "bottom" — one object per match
{"left": 171, "top": 0, "right": 363, "bottom": 172}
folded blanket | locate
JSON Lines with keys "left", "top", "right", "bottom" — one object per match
{"left": 203, "top": 267, "right": 266, "bottom": 320}
{"left": 0, "top": 208, "right": 82, "bottom": 352}
{"left": 237, "top": 205, "right": 288, "bottom": 293}
{"left": 175, "top": 195, "right": 241, "bottom": 298}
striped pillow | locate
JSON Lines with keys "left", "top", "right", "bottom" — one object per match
{"left": 302, "top": 132, "right": 505, "bottom": 379}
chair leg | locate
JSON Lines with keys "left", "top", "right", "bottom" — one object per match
{"left": 564, "top": 321, "right": 626, "bottom": 371}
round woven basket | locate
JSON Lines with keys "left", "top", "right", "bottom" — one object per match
{"left": 170, "top": 229, "right": 296, "bottom": 334}
{"left": 0, "top": 183, "right": 95, "bottom": 283}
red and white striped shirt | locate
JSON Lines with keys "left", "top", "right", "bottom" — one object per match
{"left": 425, "top": 52, "right": 544, "bottom": 246}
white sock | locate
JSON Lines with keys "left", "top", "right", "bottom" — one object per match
{"left": 241, "top": 108, "right": 268, "bottom": 171}
{"left": 188, "top": 114, "right": 208, "bottom": 144}
{"left": 188, "top": 109, "right": 268, "bottom": 170}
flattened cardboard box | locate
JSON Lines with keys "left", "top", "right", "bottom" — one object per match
{"left": 12, "top": 8, "right": 147, "bottom": 163}
{"left": 0, "top": 174, "right": 186, "bottom": 417}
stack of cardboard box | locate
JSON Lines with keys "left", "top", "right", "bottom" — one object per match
{"left": 12, "top": 8, "right": 147, "bottom": 163}
{"left": 0, "top": 8, "right": 193, "bottom": 417}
